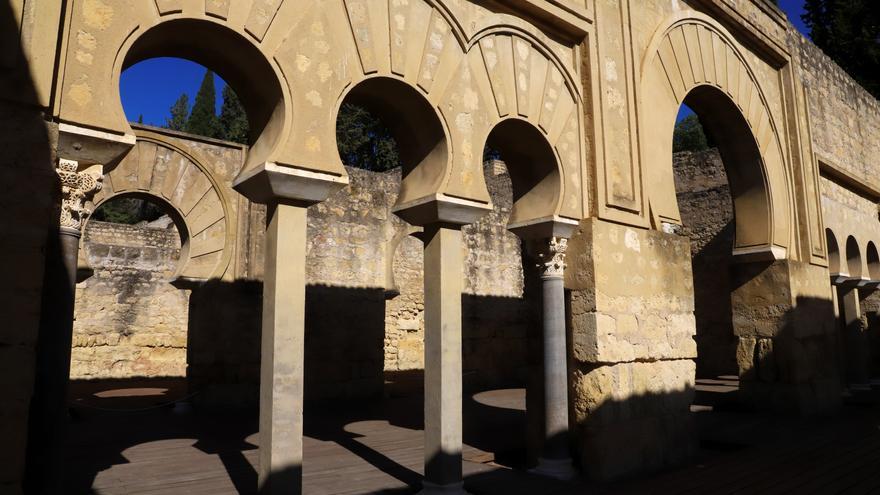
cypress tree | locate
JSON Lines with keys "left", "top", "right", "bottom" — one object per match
{"left": 186, "top": 69, "right": 220, "bottom": 138}
{"left": 219, "top": 84, "right": 249, "bottom": 144}
{"left": 166, "top": 94, "right": 189, "bottom": 131}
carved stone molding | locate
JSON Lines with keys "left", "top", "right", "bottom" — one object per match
{"left": 56, "top": 158, "right": 102, "bottom": 231}
{"left": 536, "top": 237, "right": 568, "bottom": 279}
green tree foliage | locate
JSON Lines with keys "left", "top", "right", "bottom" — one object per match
{"left": 803, "top": 0, "right": 880, "bottom": 98}
{"left": 186, "top": 70, "right": 221, "bottom": 138}
{"left": 166, "top": 94, "right": 189, "bottom": 131}
{"left": 219, "top": 84, "right": 249, "bottom": 144}
{"left": 91, "top": 197, "right": 165, "bottom": 224}
{"left": 673, "top": 114, "right": 709, "bottom": 152}
{"left": 335, "top": 103, "right": 401, "bottom": 171}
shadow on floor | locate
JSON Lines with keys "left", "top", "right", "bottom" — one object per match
{"left": 62, "top": 379, "right": 538, "bottom": 494}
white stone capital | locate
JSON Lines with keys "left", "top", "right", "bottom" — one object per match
{"left": 56, "top": 158, "right": 103, "bottom": 231}
{"left": 536, "top": 236, "right": 568, "bottom": 279}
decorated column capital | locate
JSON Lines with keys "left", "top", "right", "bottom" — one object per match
{"left": 56, "top": 158, "right": 103, "bottom": 232}
{"left": 536, "top": 236, "right": 568, "bottom": 279}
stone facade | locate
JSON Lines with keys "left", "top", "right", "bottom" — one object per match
{"left": 6, "top": 0, "right": 880, "bottom": 492}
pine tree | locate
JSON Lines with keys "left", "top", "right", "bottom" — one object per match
{"left": 673, "top": 114, "right": 709, "bottom": 153}
{"left": 166, "top": 94, "right": 189, "bottom": 131}
{"left": 335, "top": 103, "right": 401, "bottom": 171}
{"left": 137, "top": 114, "right": 144, "bottom": 124}
{"left": 219, "top": 84, "right": 249, "bottom": 144}
{"left": 186, "top": 69, "right": 220, "bottom": 138}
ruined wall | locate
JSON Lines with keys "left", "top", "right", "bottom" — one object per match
{"left": 80, "top": 160, "right": 533, "bottom": 403}
{"left": 72, "top": 221, "right": 188, "bottom": 379}
{"left": 673, "top": 149, "right": 737, "bottom": 378}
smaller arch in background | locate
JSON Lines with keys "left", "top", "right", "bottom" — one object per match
{"left": 845, "top": 235, "right": 863, "bottom": 280}
{"left": 384, "top": 226, "right": 425, "bottom": 297}
{"left": 484, "top": 118, "right": 578, "bottom": 239}
{"left": 84, "top": 193, "right": 189, "bottom": 283}
{"left": 826, "top": 228, "right": 841, "bottom": 276}
{"left": 866, "top": 241, "right": 880, "bottom": 282}
{"left": 89, "top": 133, "right": 235, "bottom": 285}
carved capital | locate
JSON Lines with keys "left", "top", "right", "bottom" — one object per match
{"left": 56, "top": 159, "right": 103, "bottom": 231}
{"left": 536, "top": 236, "right": 567, "bottom": 279}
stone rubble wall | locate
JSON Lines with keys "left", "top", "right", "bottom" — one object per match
{"left": 72, "top": 221, "right": 188, "bottom": 379}
{"left": 73, "top": 158, "right": 529, "bottom": 402}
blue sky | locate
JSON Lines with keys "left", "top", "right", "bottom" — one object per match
{"left": 121, "top": 58, "right": 227, "bottom": 126}
{"left": 119, "top": 2, "right": 809, "bottom": 127}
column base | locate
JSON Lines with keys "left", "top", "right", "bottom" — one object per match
{"left": 531, "top": 457, "right": 577, "bottom": 481}
{"left": 417, "top": 481, "right": 471, "bottom": 495}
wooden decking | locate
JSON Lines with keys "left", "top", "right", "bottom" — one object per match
{"left": 63, "top": 378, "right": 880, "bottom": 494}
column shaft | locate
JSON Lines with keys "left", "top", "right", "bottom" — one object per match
{"left": 422, "top": 224, "right": 465, "bottom": 492}
{"left": 838, "top": 287, "right": 868, "bottom": 386}
{"left": 533, "top": 237, "right": 574, "bottom": 480}
{"left": 26, "top": 158, "right": 103, "bottom": 494}
{"left": 259, "top": 204, "right": 307, "bottom": 494}
{"left": 541, "top": 274, "right": 569, "bottom": 458}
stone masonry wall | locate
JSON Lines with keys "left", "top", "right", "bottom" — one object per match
{"left": 72, "top": 221, "right": 188, "bottom": 379}
{"left": 790, "top": 28, "right": 880, "bottom": 187}
{"left": 73, "top": 151, "right": 734, "bottom": 405}
{"left": 568, "top": 218, "right": 697, "bottom": 480}
{"left": 673, "top": 149, "right": 737, "bottom": 378}
{"left": 78, "top": 160, "right": 530, "bottom": 403}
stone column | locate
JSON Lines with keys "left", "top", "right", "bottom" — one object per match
{"left": 258, "top": 203, "right": 308, "bottom": 494}
{"left": 532, "top": 237, "right": 575, "bottom": 479}
{"left": 420, "top": 224, "right": 467, "bottom": 495}
{"left": 26, "top": 158, "right": 102, "bottom": 494}
{"left": 837, "top": 285, "right": 869, "bottom": 388}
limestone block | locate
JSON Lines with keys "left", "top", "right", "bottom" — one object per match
{"left": 572, "top": 360, "right": 696, "bottom": 481}
{"left": 572, "top": 360, "right": 695, "bottom": 426}
{"left": 736, "top": 336, "right": 757, "bottom": 379}
{"left": 397, "top": 339, "right": 425, "bottom": 371}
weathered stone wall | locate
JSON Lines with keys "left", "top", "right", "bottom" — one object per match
{"left": 673, "top": 149, "right": 737, "bottom": 378}
{"left": 72, "top": 221, "right": 188, "bottom": 379}
{"left": 76, "top": 158, "right": 530, "bottom": 403}
{"left": 790, "top": 28, "right": 880, "bottom": 187}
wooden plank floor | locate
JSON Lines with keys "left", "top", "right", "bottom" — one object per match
{"left": 62, "top": 378, "right": 880, "bottom": 494}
